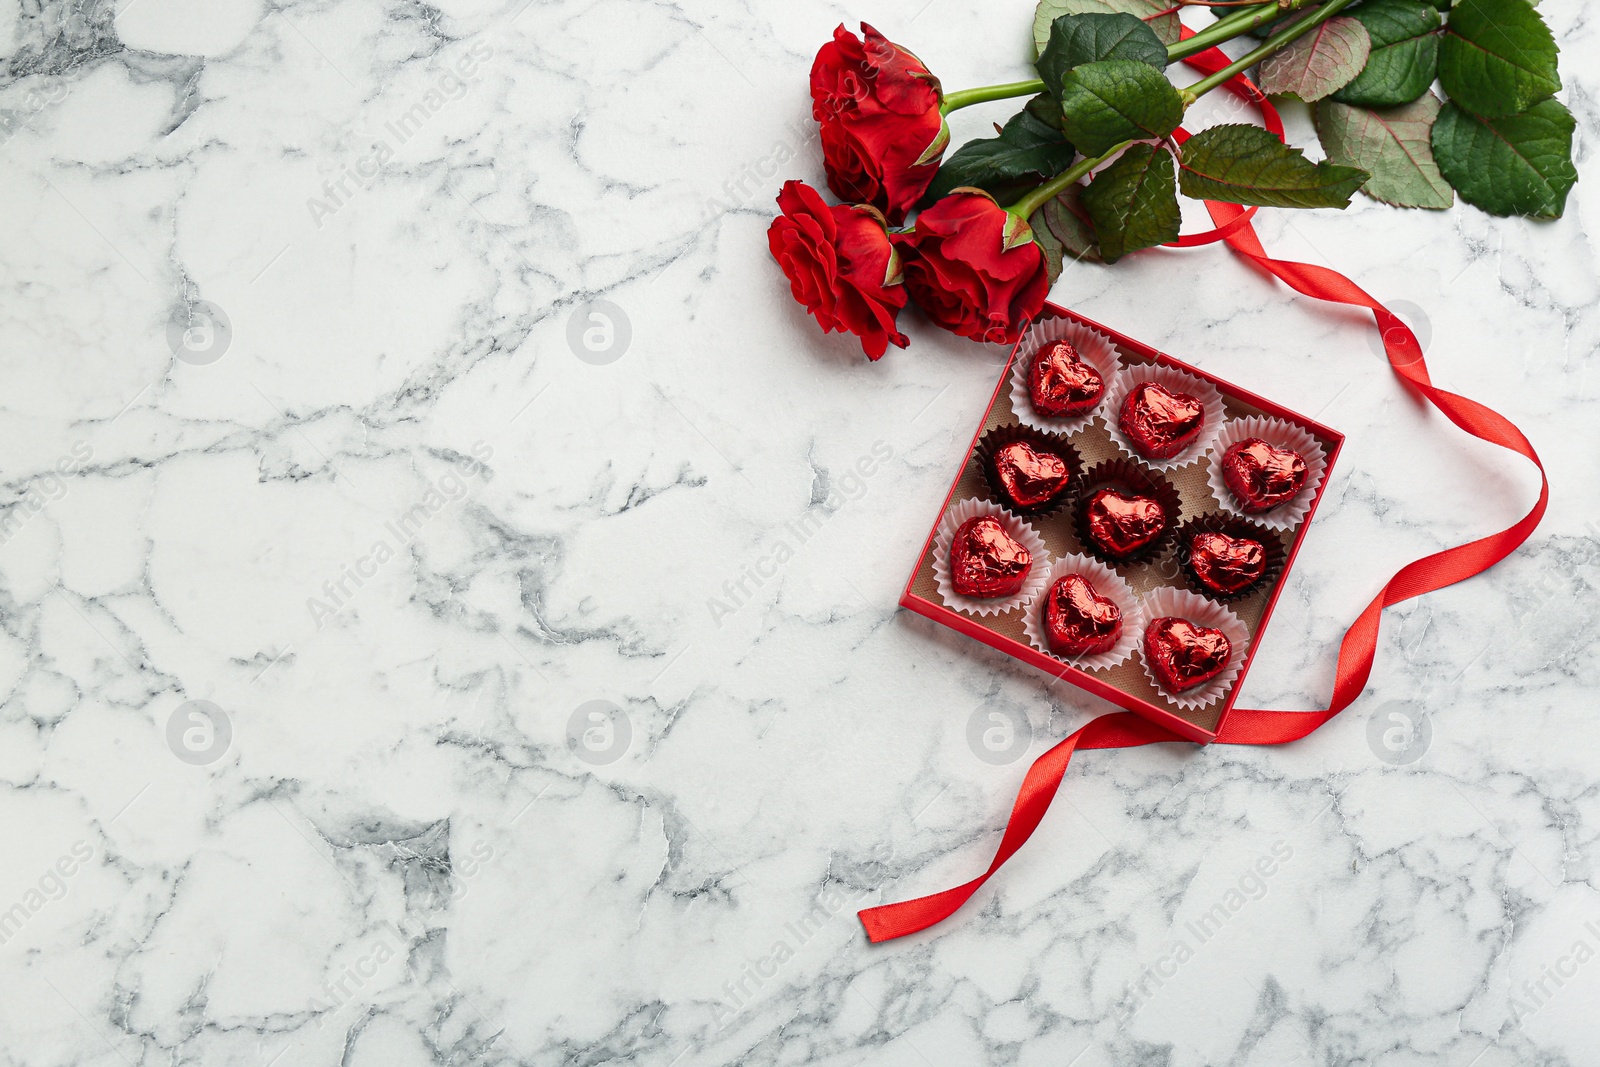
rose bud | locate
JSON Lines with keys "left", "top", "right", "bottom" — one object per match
{"left": 811, "top": 23, "right": 948, "bottom": 225}
{"left": 896, "top": 191, "right": 1050, "bottom": 346}
{"left": 767, "top": 180, "right": 909, "bottom": 360}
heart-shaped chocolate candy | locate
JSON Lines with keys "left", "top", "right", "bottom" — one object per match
{"left": 993, "top": 440, "right": 1072, "bottom": 510}
{"left": 1028, "top": 340, "right": 1105, "bottom": 418}
{"left": 950, "top": 515, "right": 1032, "bottom": 598}
{"left": 1118, "top": 382, "right": 1205, "bottom": 460}
{"left": 1144, "top": 617, "right": 1232, "bottom": 693}
{"left": 1188, "top": 531, "right": 1266, "bottom": 595}
{"left": 1222, "top": 438, "right": 1308, "bottom": 512}
{"left": 1044, "top": 574, "right": 1122, "bottom": 656}
{"left": 1084, "top": 488, "right": 1167, "bottom": 558}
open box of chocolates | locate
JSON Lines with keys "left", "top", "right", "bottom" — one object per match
{"left": 902, "top": 304, "right": 1345, "bottom": 743}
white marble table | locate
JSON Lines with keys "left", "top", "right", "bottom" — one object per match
{"left": 1, "top": 0, "right": 1596, "bottom": 1063}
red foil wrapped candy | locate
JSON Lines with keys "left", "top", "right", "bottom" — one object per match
{"left": 1222, "top": 438, "right": 1308, "bottom": 512}
{"left": 1028, "top": 341, "right": 1105, "bottom": 419}
{"left": 1044, "top": 574, "right": 1122, "bottom": 656}
{"left": 991, "top": 440, "right": 1073, "bottom": 510}
{"left": 950, "top": 516, "right": 1032, "bottom": 598}
{"left": 1084, "top": 488, "right": 1167, "bottom": 559}
{"left": 1144, "top": 617, "right": 1232, "bottom": 693}
{"left": 1119, "top": 382, "right": 1205, "bottom": 460}
{"left": 1187, "top": 531, "right": 1267, "bottom": 595}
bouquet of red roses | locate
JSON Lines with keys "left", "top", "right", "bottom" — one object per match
{"left": 769, "top": 1, "right": 1575, "bottom": 359}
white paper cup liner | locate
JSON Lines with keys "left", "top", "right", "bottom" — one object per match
{"left": 1206, "top": 416, "right": 1328, "bottom": 531}
{"left": 1136, "top": 587, "right": 1251, "bottom": 711}
{"left": 1021, "top": 554, "right": 1146, "bottom": 671}
{"left": 1102, "top": 364, "right": 1225, "bottom": 471}
{"left": 931, "top": 498, "right": 1051, "bottom": 617}
{"left": 1010, "top": 318, "right": 1123, "bottom": 436}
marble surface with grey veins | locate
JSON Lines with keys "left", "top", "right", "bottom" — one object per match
{"left": 0, "top": 0, "right": 1597, "bottom": 1063}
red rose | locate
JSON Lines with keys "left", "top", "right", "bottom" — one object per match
{"left": 810, "top": 23, "right": 946, "bottom": 225}
{"left": 767, "top": 180, "right": 909, "bottom": 360}
{"left": 897, "top": 192, "right": 1050, "bottom": 346}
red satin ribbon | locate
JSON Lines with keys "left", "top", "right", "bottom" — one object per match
{"left": 859, "top": 49, "right": 1550, "bottom": 946}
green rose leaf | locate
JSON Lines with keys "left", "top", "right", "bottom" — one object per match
{"left": 1178, "top": 123, "right": 1369, "bottom": 209}
{"left": 1025, "top": 91, "right": 1067, "bottom": 133}
{"left": 922, "top": 107, "right": 1077, "bottom": 206}
{"left": 1038, "top": 12, "right": 1167, "bottom": 102}
{"left": 1432, "top": 98, "right": 1577, "bottom": 218}
{"left": 1258, "top": 15, "right": 1371, "bottom": 102}
{"left": 1317, "top": 94, "right": 1452, "bottom": 209}
{"left": 1079, "top": 143, "right": 1180, "bottom": 262}
{"left": 1032, "top": 0, "right": 1180, "bottom": 56}
{"left": 1058, "top": 60, "right": 1185, "bottom": 157}
{"left": 1032, "top": 214, "right": 1067, "bottom": 284}
{"left": 999, "top": 106, "right": 1073, "bottom": 156}
{"left": 1031, "top": 185, "right": 1103, "bottom": 274}
{"left": 1331, "top": 0, "right": 1442, "bottom": 109}
{"left": 1438, "top": 0, "right": 1560, "bottom": 119}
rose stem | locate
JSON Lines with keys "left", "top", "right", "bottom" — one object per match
{"left": 1005, "top": 141, "right": 1135, "bottom": 221}
{"left": 1179, "top": 0, "right": 1361, "bottom": 99}
{"left": 1003, "top": 0, "right": 1357, "bottom": 221}
{"left": 1165, "top": 1, "right": 1318, "bottom": 62}
{"left": 940, "top": 0, "right": 1323, "bottom": 115}
{"left": 941, "top": 80, "right": 1046, "bottom": 115}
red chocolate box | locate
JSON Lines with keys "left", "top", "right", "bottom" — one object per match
{"left": 901, "top": 304, "right": 1344, "bottom": 743}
